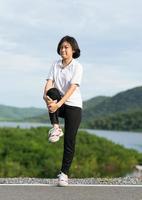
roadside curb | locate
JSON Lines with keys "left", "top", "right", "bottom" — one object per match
{"left": 0, "top": 177, "right": 141, "bottom": 185}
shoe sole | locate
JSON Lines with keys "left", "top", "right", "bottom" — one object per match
{"left": 58, "top": 182, "right": 68, "bottom": 187}
{"left": 49, "top": 136, "right": 60, "bottom": 143}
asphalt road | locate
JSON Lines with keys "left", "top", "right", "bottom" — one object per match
{"left": 0, "top": 185, "right": 142, "bottom": 200}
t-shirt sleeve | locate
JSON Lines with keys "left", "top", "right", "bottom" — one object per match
{"left": 46, "top": 63, "right": 54, "bottom": 81}
{"left": 70, "top": 64, "right": 83, "bottom": 86}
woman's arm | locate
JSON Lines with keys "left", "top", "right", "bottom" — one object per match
{"left": 48, "top": 84, "right": 77, "bottom": 113}
{"left": 43, "top": 79, "right": 54, "bottom": 104}
{"left": 57, "top": 84, "right": 77, "bottom": 107}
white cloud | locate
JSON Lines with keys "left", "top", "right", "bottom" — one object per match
{"left": 0, "top": 0, "right": 142, "bottom": 107}
{"left": 82, "top": 62, "right": 142, "bottom": 100}
{"left": 0, "top": 51, "right": 49, "bottom": 108}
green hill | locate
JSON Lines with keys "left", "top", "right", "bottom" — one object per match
{"left": 83, "top": 96, "right": 109, "bottom": 110}
{"left": 23, "top": 112, "right": 50, "bottom": 123}
{"left": 1, "top": 86, "right": 142, "bottom": 131}
{"left": 25, "top": 96, "right": 109, "bottom": 123}
{"left": 89, "top": 110, "right": 142, "bottom": 131}
{"left": 82, "top": 86, "right": 142, "bottom": 128}
{"left": 0, "top": 104, "right": 46, "bottom": 121}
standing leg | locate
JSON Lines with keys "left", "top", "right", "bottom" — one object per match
{"left": 61, "top": 105, "right": 82, "bottom": 175}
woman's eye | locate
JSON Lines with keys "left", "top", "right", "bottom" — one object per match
{"left": 60, "top": 45, "right": 69, "bottom": 50}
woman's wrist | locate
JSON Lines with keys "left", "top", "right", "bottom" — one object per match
{"left": 57, "top": 102, "right": 62, "bottom": 108}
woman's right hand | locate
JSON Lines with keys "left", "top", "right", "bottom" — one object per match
{"left": 43, "top": 95, "right": 55, "bottom": 109}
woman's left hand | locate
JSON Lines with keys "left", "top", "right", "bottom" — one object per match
{"left": 48, "top": 100, "right": 59, "bottom": 113}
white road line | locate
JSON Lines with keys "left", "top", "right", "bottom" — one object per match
{"left": 0, "top": 184, "right": 141, "bottom": 187}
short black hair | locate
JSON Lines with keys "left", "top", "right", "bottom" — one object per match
{"left": 57, "top": 35, "right": 80, "bottom": 58}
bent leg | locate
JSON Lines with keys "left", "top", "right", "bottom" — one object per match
{"left": 46, "top": 88, "right": 62, "bottom": 124}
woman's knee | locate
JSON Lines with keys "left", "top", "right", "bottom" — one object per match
{"left": 46, "top": 88, "right": 61, "bottom": 101}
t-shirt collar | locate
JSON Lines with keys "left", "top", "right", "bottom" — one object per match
{"left": 58, "top": 59, "right": 74, "bottom": 69}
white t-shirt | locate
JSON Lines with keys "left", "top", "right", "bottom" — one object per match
{"left": 47, "top": 59, "right": 83, "bottom": 108}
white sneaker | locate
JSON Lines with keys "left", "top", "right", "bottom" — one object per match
{"left": 48, "top": 127, "right": 63, "bottom": 143}
{"left": 57, "top": 172, "right": 68, "bottom": 187}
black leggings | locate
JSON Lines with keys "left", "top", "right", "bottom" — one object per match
{"left": 46, "top": 88, "right": 82, "bottom": 175}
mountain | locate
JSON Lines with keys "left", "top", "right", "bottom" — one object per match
{"left": 82, "top": 86, "right": 142, "bottom": 130}
{"left": 83, "top": 96, "right": 109, "bottom": 110}
{"left": 26, "top": 96, "right": 109, "bottom": 123}
{"left": 82, "top": 86, "right": 142, "bottom": 121}
{"left": 0, "top": 104, "right": 47, "bottom": 121}
{"left": 89, "top": 110, "right": 142, "bottom": 131}
{"left": 23, "top": 112, "right": 50, "bottom": 123}
{"left": 1, "top": 86, "right": 142, "bottom": 130}
{"left": 23, "top": 86, "right": 142, "bottom": 127}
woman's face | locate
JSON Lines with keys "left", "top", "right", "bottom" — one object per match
{"left": 59, "top": 41, "right": 74, "bottom": 60}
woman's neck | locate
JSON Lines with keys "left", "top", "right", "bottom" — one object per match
{"left": 62, "top": 58, "right": 73, "bottom": 67}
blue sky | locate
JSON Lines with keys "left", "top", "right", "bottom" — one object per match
{"left": 0, "top": 0, "right": 142, "bottom": 108}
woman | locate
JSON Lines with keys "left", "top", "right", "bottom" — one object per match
{"left": 43, "top": 35, "right": 83, "bottom": 186}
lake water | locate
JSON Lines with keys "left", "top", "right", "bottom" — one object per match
{"left": 85, "top": 129, "right": 142, "bottom": 153}
{"left": 0, "top": 121, "right": 52, "bottom": 129}
{"left": 0, "top": 122, "right": 142, "bottom": 153}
